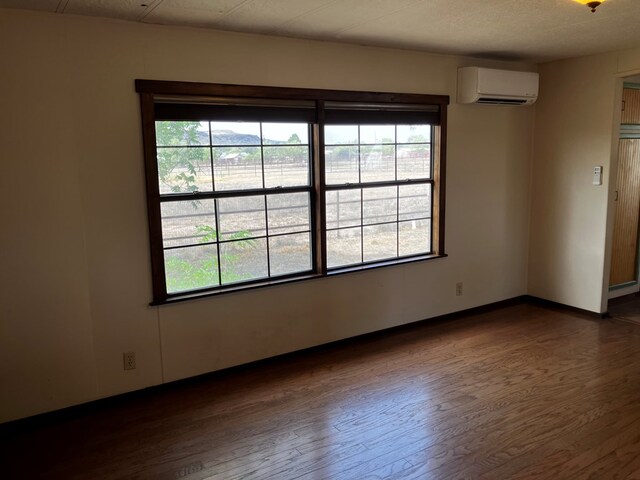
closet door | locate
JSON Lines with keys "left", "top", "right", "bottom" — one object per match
{"left": 622, "top": 88, "right": 640, "bottom": 124}
{"left": 610, "top": 139, "right": 640, "bottom": 286}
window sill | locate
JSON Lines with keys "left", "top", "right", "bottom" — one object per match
{"left": 327, "top": 253, "right": 448, "bottom": 276}
{"left": 151, "top": 253, "right": 447, "bottom": 306}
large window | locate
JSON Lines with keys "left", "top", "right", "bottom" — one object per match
{"left": 137, "top": 81, "right": 448, "bottom": 304}
{"left": 324, "top": 124, "right": 433, "bottom": 269}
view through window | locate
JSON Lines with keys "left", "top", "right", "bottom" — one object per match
{"left": 325, "top": 124, "right": 432, "bottom": 268}
{"left": 156, "top": 121, "right": 313, "bottom": 293}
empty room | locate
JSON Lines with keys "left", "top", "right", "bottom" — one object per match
{"left": 2, "top": 0, "right": 640, "bottom": 478}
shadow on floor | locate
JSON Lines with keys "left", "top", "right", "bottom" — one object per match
{"left": 609, "top": 292, "right": 640, "bottom": 323}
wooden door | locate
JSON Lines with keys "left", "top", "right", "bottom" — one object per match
{"left": 622, "top": 88, "right": 640, "bottom": 124}
{"left": 610, "top": 139, "right": 640, "bottom": 286}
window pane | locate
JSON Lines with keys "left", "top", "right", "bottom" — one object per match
{"left": 399, "top": 219, "right": 431, "bottom": 256}
{"left": 264, "top": 146, "right": 310, "bottom": 187}
{"left": 327, "top": 227, "right": 362, "bottom": 268}
{"left": 397, "top": 125, "right": 431, "bottom": 144}
{"left": 363, "top": 223, "right": 397, "bottom": 262}
{"left": 360, "top": 144, "right": 395, "bottom": 183}
{"left": 267, "top": 193, "right": 310, "bottom": 235}
{"left": 155, "top": 121, "right": 209, "bottom": 146}
{"left": 325, "top": 146, "right": 359, "bottom": 184}
{"left": 164, "top": 245, "right": 219, "bottom": 293}
{"left": 212, "top": 146, "right": 263, "bottom": 190}
{"left": 161, "top": 199, "right": 216, "bottom": 248}
{"left": 360, "top": 125, "right": 395, "bottom": 144}
{"left": 262, "top": 123, "right": 308, "bottom": 144}
{"left": 269, "top": 233, "right": 312, "bottom": 276}
{"left": 217, "top": 196, "right": 266, "bottom": 240}
{"left": 363, "top": 186, "right": 397, "bottom": 225}
{"left": 220, "top": 238, "right": 268, "bottom": 285}
{"left": 399, "top": 184, "right": 431, "bottom": 221}
{"left": 325, "top": 125, "right": 358, "bottom": 145}
{"left": 157, "top": 147, "right": 212, "bottom": 194}
{"left": 326, "top": 190, "right": 361, "bottom": 229}
{"left": 211, "top": 122, "right": 261, "bottom": 146}
{"left": 397, "top": 144, "right": 430, "bottom": 180}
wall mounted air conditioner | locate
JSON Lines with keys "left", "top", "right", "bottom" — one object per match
{"left": 457, "top": 67, "right": 539, "bottom": 106}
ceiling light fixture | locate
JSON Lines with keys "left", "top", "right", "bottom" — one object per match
{"left": 572, "top": 0, "right": 608, "bottom": 13}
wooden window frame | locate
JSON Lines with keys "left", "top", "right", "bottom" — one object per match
{"left": 136, "top": 80, "right": 449, "bottom": 305}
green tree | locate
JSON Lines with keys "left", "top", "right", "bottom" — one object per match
{"left": 407, "top": 133, "right": 429, "bottom": 143}
{"left": 288, "top": 133, "right": 302, "bottom": 144}
{"left": 156, "top": 121, "right": 204, "bottom": 193}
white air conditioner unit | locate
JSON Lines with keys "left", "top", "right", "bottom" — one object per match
{"left": 457, "top": 67, "right": 539, "bottom": 106}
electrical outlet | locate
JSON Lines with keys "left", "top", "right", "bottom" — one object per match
{"left": 123, "top": 351, "right": 136, "bottom": 370}
{"left": 456, "top": 282, "right": 463, "bottom": 296}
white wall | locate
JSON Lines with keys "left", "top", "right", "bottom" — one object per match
{"left": 0, "top": 9, "right": 534, "bottom": 422}
{"left": 529, "top": 47, "right": 640, "bottom": 313}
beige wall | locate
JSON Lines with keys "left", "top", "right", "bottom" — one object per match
{"left": 529, "top": 47, "right": 640, "bottom": 313}
{"left": 0, "top": 9, "right": 534, "bottom": 422}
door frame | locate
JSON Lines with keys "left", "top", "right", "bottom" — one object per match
{"left": 603, "top": 72, "right": 640, "bottom": 308}
{"left": 609, "top": 83, "right": 640, "bottom": 296}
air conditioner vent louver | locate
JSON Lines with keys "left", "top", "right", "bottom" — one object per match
{"left": 458, "top": 67, "right": 539, "bottom": 106}
{"left": 477, "top": 98, "right": 528, "bottom": 105}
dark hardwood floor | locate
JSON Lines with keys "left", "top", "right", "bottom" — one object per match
{"left": 3, "top": 300, "right": 640, "bottom": 479}
{"left": 609, "top": 292, "right": 640, "bottom": 324}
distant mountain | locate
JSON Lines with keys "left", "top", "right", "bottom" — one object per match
{"left": 211, "top": 129, "right": 260, "bottom": 146}
{"left": 196, "top": 130, "right": 209, "bottom": 144}
{"left": 202, "top": 130, "right": 286, "bottom": 146}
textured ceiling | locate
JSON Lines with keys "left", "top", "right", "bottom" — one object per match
{"left": 2, "top": 0, "right": 640, "bottom": 62}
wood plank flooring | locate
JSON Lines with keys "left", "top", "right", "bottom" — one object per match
{"left": 610, "top": 293, "right": 640, "bottom": 324}
{"left": 3, "top": 300, "right": 640, "bottom": 479}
